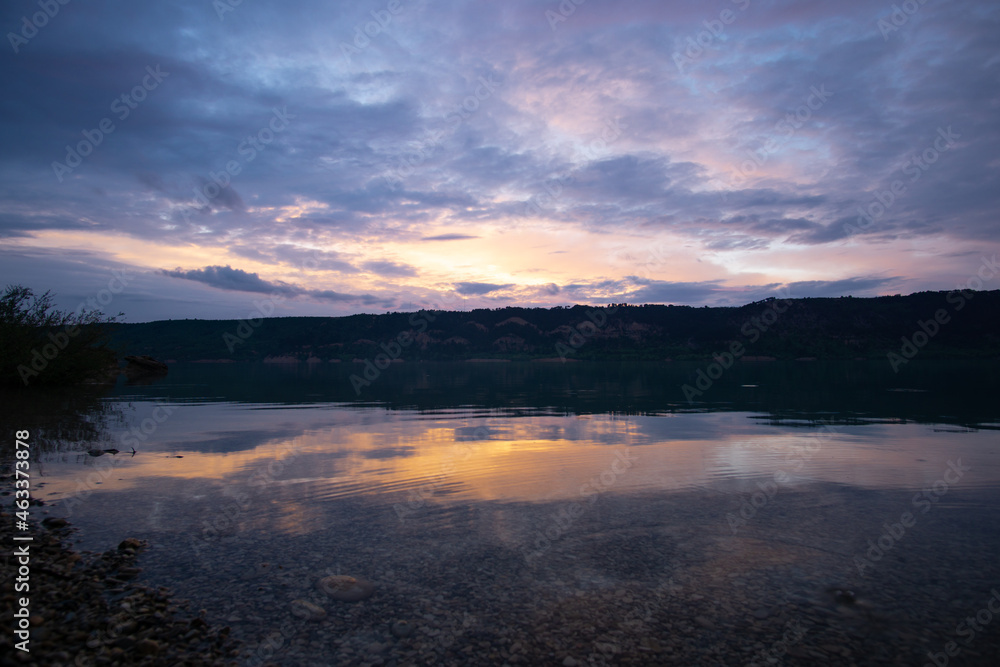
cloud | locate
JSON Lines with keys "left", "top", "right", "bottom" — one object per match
{"left": 454, "top": 281, "right": 514, "bottom": 295}
{"left": 161, "top": 265, "right": 293, "bottom": 295}
{"left": 626, "top": 280, "right": 727, "bottom": 305}
{"left": 421, "top": 234, "right": 480, "bottom": 241}
{"left": 361, "top": 260, "right": 418, "bottom": 277}
{"left": 0, "top": 0, "right": 996, "bottom": 320}
{"left": 786, "top": 219, "right": 854, "bottom": 245}
{"left": 191, "top": 177, "right": 245, "bottom": 213}
{"left": 782, "top": 276, "right": 902, "bottom": 298}
{"left": 161, "top": 264, "right": 379, "bottom": 305}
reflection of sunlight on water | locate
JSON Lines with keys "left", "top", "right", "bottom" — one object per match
{"left": 35, "top": 406, "right": 1000, "bottom": 540}
{"left": 12, "top": 363, "right": 1000, "bottom": 666}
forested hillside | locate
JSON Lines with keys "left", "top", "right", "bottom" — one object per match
{"left": 111, "top": 290, "right": 1000, "bottom": 363}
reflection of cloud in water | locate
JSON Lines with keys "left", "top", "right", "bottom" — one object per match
{"left": 454, "top": 425, "right": 511, "bottom": 441}
{"left": 35, "top": 406, "right": 1000, "bottom": 537}
{"left": 362, "top": 446, "right": 415, "bottom": 459}
{"left": 162, "top": 427, "right": 306, "bottom": 454}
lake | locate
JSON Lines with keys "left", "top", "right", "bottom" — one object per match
{"left": 6, "top": 360, "right": 1000, "bottom": 665}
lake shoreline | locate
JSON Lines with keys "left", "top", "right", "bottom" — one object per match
{"left": 0, "top": 508, "right": 241, "bottom": 666}
{"left": 49, "top": 483, "right": 1000, "bottom": 666}
{"left": 5, "top": 360, "right": 1000, "bottom": 665}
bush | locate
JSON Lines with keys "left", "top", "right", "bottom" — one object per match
{"left": 0, "top": 285, "right": 122, "bottom": 387}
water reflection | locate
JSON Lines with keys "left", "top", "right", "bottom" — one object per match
{"left": 32, "top": 403, "right": 1000, "bottom": 535}
{"left": 93, "top": 359, "right": 1000, "bottom": 425}
{"left": 4, "top": 361, "right": 1000, "bottom": 666}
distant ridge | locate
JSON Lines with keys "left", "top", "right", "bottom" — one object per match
{"left": 112, "top": 290, "right": 1000, "bottom": 363}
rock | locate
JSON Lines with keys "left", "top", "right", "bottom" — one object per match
{"left": 317, "top": 575, "right": 375, "bottom": 602}
{"left": 118, "top": 538, "right": 145, "bottom": 552}
{"left": 135, "top": 638, "right": 160, "bottom": 655}
{"left": 124, "top": 355, "right": 169, "bottom": 375}
{"left": 41, "top": 517, "right": 68, "bottom": 529}
{"left": 391, "top": 620, "right": 416, "bottom": 638}
{"left": 241, "top": 562, "right": 271, "bottom": 580}
{"left": 0, "top": 509, "right": 242, "bottom": 666}
{"left": 831, "top": 588, "right": 856, "bottom": 606}
{"left": 289, "top": 599, "right": 327, "bottom": 621}
{"left": 641, "top": 637, "right": 662, "bottom": 652}
{"left": 123, "top": 355, "right": 169, "bottom": 384}
{"left": 562, "top": 657, "right": 579, "bottom": 666}
{"left": 694, "top": 616, "right": 714, "bottom": 629}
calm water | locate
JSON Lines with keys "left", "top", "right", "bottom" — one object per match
{"left": 6, "top": 361, "right": 1000, "bottom": 665}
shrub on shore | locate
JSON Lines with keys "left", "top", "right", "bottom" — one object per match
{"left": 0, "top": 284, "right": 122, "bottom": 387}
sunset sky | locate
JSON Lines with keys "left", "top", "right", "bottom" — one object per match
{"left": 1, "top": 0, "right": 998, "bottom": 322}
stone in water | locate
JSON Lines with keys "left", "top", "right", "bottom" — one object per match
{"left": 289, "top": 599, "right": 327, "bottom": 620}
{"left": 391, "top": 620, "right": 415, "bottom": 638}
{"left": 317, "top": 575, "right": 375, "bottom": 602}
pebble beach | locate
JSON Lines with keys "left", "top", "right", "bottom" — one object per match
{"left": 10, "top": 481, "right": 999, "bottom": 666}
{"left": 0, "top": 508, "right": 241, "bottom": 666}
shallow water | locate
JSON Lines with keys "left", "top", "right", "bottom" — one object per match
{"left": 7, "top": 361, "right": 1000, "bottom": 665}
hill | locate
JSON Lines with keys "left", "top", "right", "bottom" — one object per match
{"left": 111, "top": 290, "right": 1000, "bottom": 364}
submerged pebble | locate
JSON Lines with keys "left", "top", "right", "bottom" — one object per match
{"left": 391, "top": 620, "right": 415, "bottom": 638}
{"left": 289, "top": 599, "right": 327, "bottom": 621}
{"left": 317, "top": 575, "right": 375, "bottom": 602}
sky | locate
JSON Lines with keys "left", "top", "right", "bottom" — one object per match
{"left": 1, "top": 0, "right": 998, "bottom": 322}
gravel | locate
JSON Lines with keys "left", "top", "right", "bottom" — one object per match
{"left": 0, "top": 507, "right": 241, "bottom": 666}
